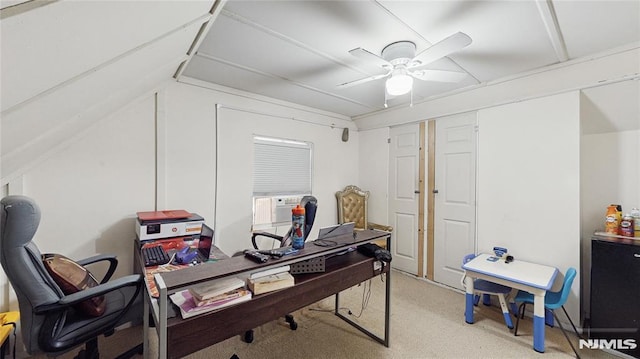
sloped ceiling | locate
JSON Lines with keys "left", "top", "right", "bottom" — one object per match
{"left": 582, "top": 80, "right": 640, "bottom": 134}
{"left": 0, "top": 0, "right": 220, "bottom": 182}
{"left": 181, "top": 0, "right": 640, "bottom": 117}
{"left": 1, "top": 0, "right": 639, "bottom": 184}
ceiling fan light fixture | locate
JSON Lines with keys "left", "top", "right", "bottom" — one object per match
{"left": 385, "top": 70, "right": 413, "bottom": 96}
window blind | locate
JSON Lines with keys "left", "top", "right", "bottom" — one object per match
{"left": 253, "top": 136, "right": 312, "bottom": 195}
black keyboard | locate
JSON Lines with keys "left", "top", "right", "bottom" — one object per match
{"left": 142, "top": 245, "right": 171, "bottom": 267}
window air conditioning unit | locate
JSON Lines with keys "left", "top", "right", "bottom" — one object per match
{"left": 272, "top": 196, "right": 303, "bottom": 225}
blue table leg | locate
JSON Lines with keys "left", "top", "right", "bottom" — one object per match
{"left": 534, "top": 315, "right": 545, "bottom": 352}
{"left": 533, "top": 294, "right": 546, "bottom": 352}
{"left": 464, "top": 276, "right": 475, "bottom": 324}
{"left": 465, "top": 293, "right": 474, "bottom": 324}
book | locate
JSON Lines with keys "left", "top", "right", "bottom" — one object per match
{"left": 170, "top": 289, "right": 252, "bottom": 319}
{"left": 192, "top": 288, "right": 246, "bottom": 307}
{"left": 247, "top": 272, "right": 295, "bottom": 295}
{"left": 249, "top": 265, "right": 291, "bottom": 280}
{"left": 188, "top": 277, "right": 245, "bottom": 301}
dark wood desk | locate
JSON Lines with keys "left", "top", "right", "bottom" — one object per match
{"left": 139, "top": 230, "right": 391, "bottom": 359}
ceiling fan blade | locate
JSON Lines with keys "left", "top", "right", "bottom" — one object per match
{"left": 336, "top": 72, "right": 390, "bottom": 89}
{"left": 348, "top": 47, "right": 393, "bottom": 69}
{"left": 408, "top": 32, "right": 472, "bottom": 69}
{"left": 410, "top": 69, "right": 468, "bottom": 83}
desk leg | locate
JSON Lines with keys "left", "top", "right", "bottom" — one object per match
{"left": 334, "top": 265, "right": 390, "bottom": 347}
{"left": 154, "top": 274, "right": 168, "bottom": 359}
{"left": 533, "top": 294, "right": 545, "bottom": 353}
{"left": 143, "top": 295, "right": 150, "bottom": 359}
{"left": 464, "top": 275, "right": 475, "bottom": 324}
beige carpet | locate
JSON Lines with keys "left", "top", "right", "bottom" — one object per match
{"left": 29, "top": 270, "right": 619, "bottom": 359}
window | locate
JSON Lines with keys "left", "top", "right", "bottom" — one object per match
{"left": 252, "top": 136, "right": 312, "bottom": 229}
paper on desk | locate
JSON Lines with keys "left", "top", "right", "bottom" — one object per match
{"left": 144, "top": 264, "right": 183, "bottom": 298}
{"left": 170, "top": 289, "right": 252, "bottom": 319}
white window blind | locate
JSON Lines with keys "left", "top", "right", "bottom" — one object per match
{"left": 253, "top": 136, "right": 312, "bottom": 196}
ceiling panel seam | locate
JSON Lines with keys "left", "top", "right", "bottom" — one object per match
{"left": 3, "top": 58, "right": 185, "bottom": 163}
{"left": 178, "top": 76, "right": 352, "bottom": 123}
{"left": 1, "top": 76, "right": 176, "bottom": 186}
{"left": 174, "top": 0, "right": 226, "bottom": 79}
{"left": 220, "top": 9, "right": 373, "bottom": 76}
{"left": 535, "top": 0, "right": 569, "bottom": 62}
{"left": 0, "top": 0, "right": 56, "bottom": 19}
{"left": 353, "top": 70, "right": 639, "bottom": 127}
{"left": 217, "top": 103, "right": 349, "bottom": 129}
{"left": 194, "top": 51, "right": 377, "bottom": 109}
{"left": 2, "top": 12, "right": 211, "bottom": 117}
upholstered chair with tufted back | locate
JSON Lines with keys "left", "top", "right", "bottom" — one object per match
{"left": 335, "top": 185, "right": 392, "bottom": 247}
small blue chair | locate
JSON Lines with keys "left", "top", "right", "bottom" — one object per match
{"left": 462, "top": 254, "right": 514, "bottom": 329}
{"left": 514, "top": 267, "right": 581, "bottom": 358}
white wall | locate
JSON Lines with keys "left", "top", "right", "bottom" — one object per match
{"left": 0, "top": 79, "right": 357, "bottom": 312}
{"left": 6, "top": 96, "right": 157, "bottom": 281}
{"left": 162, "top": 80, "right": 358, "bottom": 255}
{"left": 580, "top": 132, "right": 640, "bottom": 237}
{"left": 358, "top": 127, "right": 390, "bottom": 227}
{"left": 477, "top": 91, "right": 581, "bottom": 322}
{"left": 580, "top": 129, "right": 640, "bottom": 317}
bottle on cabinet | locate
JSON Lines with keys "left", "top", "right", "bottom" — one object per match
{"left": 631, "top": 208, "right": 640, "bottom": 237}
{"left": 605, "top": 205, "right": 619, "bottom": 234}
{"left": 619, "top": 214, "right": 634, "bottom": 237}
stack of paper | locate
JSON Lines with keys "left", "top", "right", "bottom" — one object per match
{"left": 247, "top": 272, "right": 295, "bottom": 295}
{"left": 249, "top": 265, "right": 290, "bottom": 280}
{"left": 170, "top": 289, "right": 252, "bottom": 319}
{"left": 189, "top": 277, "right": 245, "bottom": 302}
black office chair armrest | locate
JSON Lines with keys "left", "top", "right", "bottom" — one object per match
{"left": 251, "top": 232, "right": 284, "bottom": 249}
{"left": 35, "top": 274, "right": 142, "bottom": 314}
{"left": 76, "top": 254, "right": 118, "bottom": 284}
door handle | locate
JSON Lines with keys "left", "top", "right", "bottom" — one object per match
{"left": 414, "top": 190, "right": 420, "bottom": 194}
{"left": 634, "top": 254, "right": 640, "bottom": 258}
{"left": 432, "top": 189, "right": 439, "bottom": 194}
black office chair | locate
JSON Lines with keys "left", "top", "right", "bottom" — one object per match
{"left": 0, "top": 195, "right": 144, "bottom": 359}
{"left": 244, "top": 195, "right": 317, "bottom": 343}
{"left": 251, "top": 195, "right": 318, "bottom": 250}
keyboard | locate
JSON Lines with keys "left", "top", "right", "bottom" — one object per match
{"left": 142, "top": 245, "right": 171, "bottom": 267}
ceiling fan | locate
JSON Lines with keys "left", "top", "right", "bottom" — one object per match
{"left": 338, "top": 32, "right": 472, "bottom": 102}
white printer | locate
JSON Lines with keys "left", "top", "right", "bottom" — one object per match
{"left": 135, "top": 212, "right": 204, "bottom": 241}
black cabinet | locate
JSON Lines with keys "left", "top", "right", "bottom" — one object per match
{"left": 590, "top": 236, "right": 640, "bottom": 358}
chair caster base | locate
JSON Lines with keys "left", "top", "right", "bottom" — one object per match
{"left": 243, "top": 330, "right": 254, "bottom": 343}
{"left": 285, "top": 314, "right": 297, "bottom": 330}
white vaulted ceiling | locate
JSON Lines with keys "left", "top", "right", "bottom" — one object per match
{"left": 1, "top": 0, "right": 639, "bottom": 182}
{"left": 0, "top": 1, "right": 218, "bottom": 180}
{"left": 181, "top": 0, "right": 640, "bottom": 117}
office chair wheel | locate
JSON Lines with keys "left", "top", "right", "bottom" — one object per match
{"left": 75, "top": 338, "right": 99, "bottom": 359}
{"left": 243, "top": 330, "right": 254, "bottom": 343}
{"left": 285, "top": 314, "right": 298, "bottom": 330}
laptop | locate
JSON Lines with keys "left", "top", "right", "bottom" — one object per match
{"left": 317, "top": 222, "right": 355, "bottom": 240}
{"left": 175, "top": 223, "right": 214, "bottom": 264}
{"left": 195, "top": 223, "right": 214, "bottom": 262}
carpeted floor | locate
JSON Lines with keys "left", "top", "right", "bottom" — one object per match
{"left": 29, "top": 270, "right": 619, "bottom": 358}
